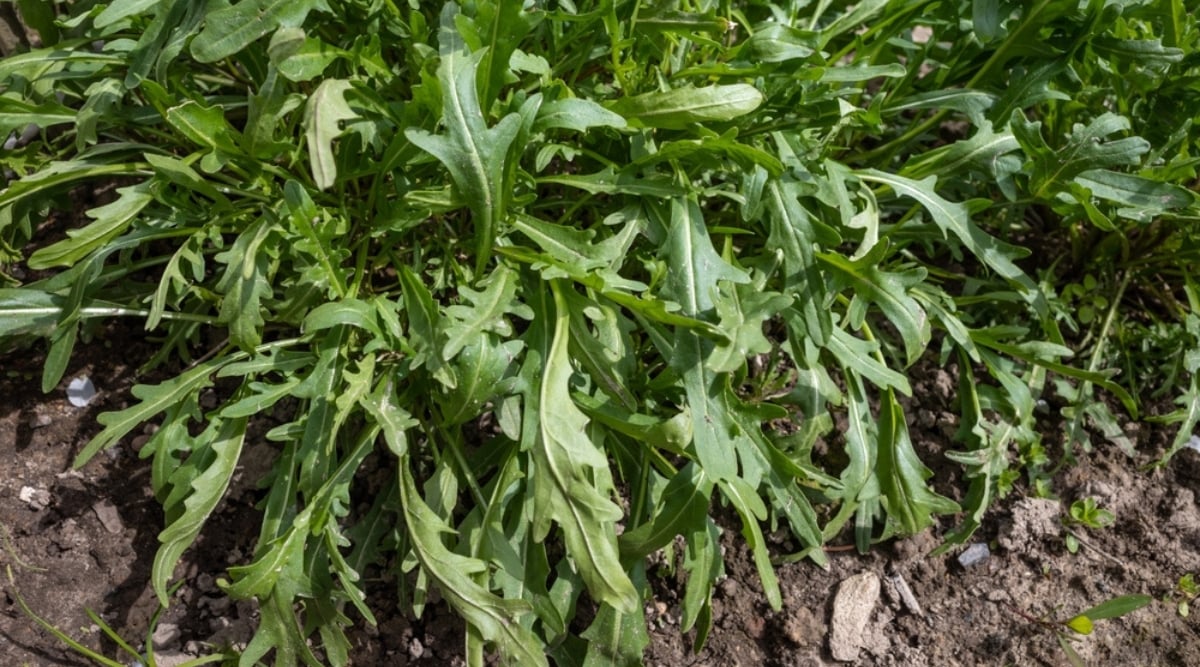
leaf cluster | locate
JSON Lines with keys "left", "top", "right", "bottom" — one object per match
{"left": 1, "top": 0, "right": 1198, "bottom": 665}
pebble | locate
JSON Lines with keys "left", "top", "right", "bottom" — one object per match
{"left": 829, "top": 571, "right": 880, "bottom": 662}
{"left": 958, "top": 543, "right": 990, "bottom": 568}
{"left": 92, "top": 500, "right": 124, "bottom": 534}
{"left": 18, "top": 486, "right": 51, "bottom": 511}
{"left": 152, "top": 622, "right": 180, "bottom": 650}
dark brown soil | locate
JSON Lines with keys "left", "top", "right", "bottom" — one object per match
{"left": 3, "top": 325, "right": 1200, "bottom": 666}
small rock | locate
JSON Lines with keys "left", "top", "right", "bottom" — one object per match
{"left": 152, "top": 622, "right": 181, "bottom": 650}
{"left": 958, "top": 543, "right": 990, "bottom": 568}
{"left": 92, "top": 500, "right": 124, "bottom": 534}
{"left": 18, "top": 486, "right": 51, "bottom": 511}
{"left": 829, "top": 571, "right": 880, "bottom": 662}
{"left": 29, "top": 413, "right": 52, "bottom": 429}
{"left": 408, "top": 636, "right": 424, "bottom": 660}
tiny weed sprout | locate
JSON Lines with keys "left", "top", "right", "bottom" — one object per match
{"left": 1007, "top": 594, "right": 1153, "bottom": 667}
{"left": 1172, "top": 574, "right": 1198, "bottom": 618}
{"left": 1, "top": 1, "right": 1198, "bottom": 665}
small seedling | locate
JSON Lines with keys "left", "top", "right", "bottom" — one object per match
{"left": 1063, "top": 498, "right": 1115, "bottom": 554}
{"left": 1006, "top": 594, "right": 1153, "bottom": 667}
{"left": 1170, "top": 574, "right": 1198, "bottom": 618}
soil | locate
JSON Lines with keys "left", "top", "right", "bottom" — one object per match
{"left": 3, "top": 325, "right": 1200, "bottom": 667}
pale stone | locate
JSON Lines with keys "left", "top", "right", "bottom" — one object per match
{"left": 829, "top": 571, "right": 881, "bottom": 662}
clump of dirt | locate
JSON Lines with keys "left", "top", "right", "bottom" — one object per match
{"left": 3, "top": 326, "right": 1200, "bottom": 666}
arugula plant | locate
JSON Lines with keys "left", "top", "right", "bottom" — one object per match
{"left": 0, "top": 1, "right": 1197, "bottom": 665}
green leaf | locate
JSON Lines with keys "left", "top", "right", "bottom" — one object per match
{"left": 877, "top": 390, "right": 959, "bottom": 533}
{"left": 707, "top": 282, "right": 792, "bottom": 374}
{"left": 442, "top": 264, "right": 531, "bottom": 360}
{"left": 153, "top": 416, "right": 247, "bottom": 606}
{"left": 1013, "top": 112, "right": 1150, "bottom": 200}
{"left": 533, "top": 98, "right": 628, "bottom": 134}
{"left": 398, "top": 461, "right": 547, "bottom": 667}
{"left": 608, "top": 84, "right": 763, "bottom": 129}
{"left": 531, "top": 281, "right": 638, "bottom": 613}
{"left": 191, "top": 0, "right": 329, "bottom": 63}
{"left": 75, "top": 355, "right": 233, "bottom": 468}
{"left": 1073, "top": 169, "right": 1196, "bottom": 220}
{"left": 214, "top": 219, "right": 274, "bottom": 352}
{"left": 268, "top": 27, "right": 340, "bottom": 82}
{"left": 406, "top": 35, "right": 521, "bottom": 275}
{"left": 163, "top": 99, "right": 244, "bottom": 157}
{"left": 1076, "top": 594, "right": 1154, "bottom": 621}
{"left": 739, "top": 24, "right": 817, "bottom": 63}
{"left": 856, "top": 169, "right": 1033, "bottom": 288}
{"left": 818, "top": 246, "right": 929, "bottom": 365}
{"left": 303, "top": 79, "right": 358, "bottom": 190}
{"left": 27, "top": 183, "right": 152, "bottom": 270}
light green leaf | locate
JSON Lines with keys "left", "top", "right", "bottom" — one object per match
{"left": 398, "top": 462, "right": 547, "bottom": 667}
{"left": 406, "top": 39, "right": 521, "bottom": 274}
{"left": 608, "top": 84, "right": 763, "bottom": 129}
{"left": 75, "top": 355, "right": 232, "bottom": 467}
{"left": 707, "top": 282, "right": 792, "bottom": 374}
{"left": 27, "top": 182, "right": 153, "bottom": 269}
{"left": 818, "top": 246, "right": 929, "bottom": 365}
{"left": 303, "top": 79, "right": 358, "bottom": 190}
{"left": 442, "top": 265, "right": 530, "bottom": 360}
{"left": 531, "top": 281, "right": 638, "bottom": 613}
{"left": 268, "top": 27, "right": 339, "bottom": 82}
{"left": 153, "top": 416, "right": 247, "bottom": 606}
{"left": 164, "top": 100, "right": 244, "bottom": 156}
{"left": 214, "top": 219, "right": 274, "bottom": 352}
{"left": 191, "top": 0, "right": 329, "bottom": 63}
{"left": 533, "top": 98, "right": 628, "bottom": 134}
{"left": 857, "top": 169, "right": 1033, "bottom": 288}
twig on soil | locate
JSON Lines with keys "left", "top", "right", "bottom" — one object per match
{"left": 1065, "top": 530, "right": 1126, "bottom": 569}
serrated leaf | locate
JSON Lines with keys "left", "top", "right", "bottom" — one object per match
{"left": 304, "top": 79, "right": 358, "bottom": 190}
{"left": 406, "top": 39, "right": 521, "bottom": 274}
{"left": 443, "top": 265, "right": 530, "bottom": 360}
{"left": 153, "top": 416, "right": 246, "bottom": 606}
{"left": 707, "top": 282, "right": 792, "bottom": 374}
{"left": 857, "top": 169, "right": 1033, "bottom": 289}
{"left": 531, "top": 281, "right": 638, "bottom": 613}
{"left": 877, "top": 390, "right": 960, "bottom": 533}
{"left": 27, "top": 182, "right": 152, "bottom": 269}
{"left": 398, "top": 462, "right": 547, "bottom": 667}
{"left": 1013, "top": 112, "right": 1150, "bottom": 200}
{"left": 75, "top": 354, "right": 232, "bottom": 467}
{"left": 215, "top": 219, "right": 274, "bottom": 352}
{"left": 818, "top": 246, "right": 929, "bottom": 365}
{"left": 608, "top": 84, "right": 763, "bottom": 129}
{"left": 191, "top": 0, "right": 329, "bottom": 63}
